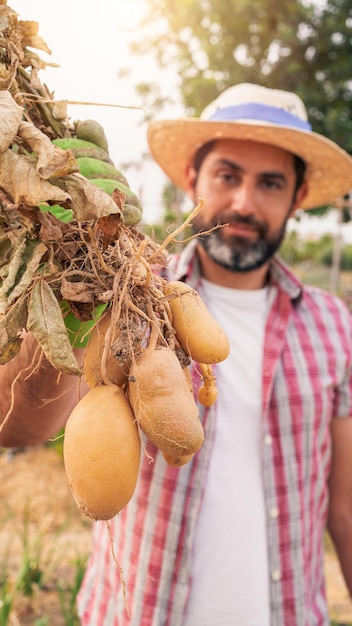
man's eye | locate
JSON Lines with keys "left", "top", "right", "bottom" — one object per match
{"left": 218, "top": 171, "right": 236, "bottom": 182}
{"left": 262, "top": 179, "right": 282, "bottom": 190}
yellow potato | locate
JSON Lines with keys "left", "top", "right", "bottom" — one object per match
{"left": 162, "top": 451, "right": 195, "bottom": 467}
{"left": 164, "top": 281, "right": 230, "bottom": 364}
{"left": 198, "top": 383, "right": 218, "bottom": 407}
{"left": 63, "top": 384, "right": 141, "bottom": 520}
{"left": 128, "top": 346, "right": 204, "bottom": 456}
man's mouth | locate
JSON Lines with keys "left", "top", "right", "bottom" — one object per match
{"left": 223, "top": 220, "right": 259, "bottom": 239}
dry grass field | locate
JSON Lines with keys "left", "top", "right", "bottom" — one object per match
{"left": 0, "top": 446, "right": 92, "bottom": 625}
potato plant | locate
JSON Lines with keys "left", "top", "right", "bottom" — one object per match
{"left": 0, "top": 1, "right": 229, "bottom": 523}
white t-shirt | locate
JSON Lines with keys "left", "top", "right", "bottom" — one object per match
{"left": 183, "top": 279, "right": 271, "bottom": 626}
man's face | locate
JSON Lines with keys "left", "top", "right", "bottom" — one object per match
{"left": 186, "top": 139, "right": 306, "bottom": 272}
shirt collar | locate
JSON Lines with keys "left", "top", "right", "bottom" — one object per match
{"left": 268, "top": 256, "right": 303, "bottom": 304}
{"left": 169, "top": 239, "right": 304, "bottom": 304}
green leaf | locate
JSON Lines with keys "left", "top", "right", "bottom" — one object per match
{"left": 37, "top": 203, "right": 74, "bottom": 223}
{"left": 61, "top": 301, "right": 108, "bottom": 348}
{"left": 27, "top": 280, "right": 82, "bottom": 376}
{"left": 91, "top": 177, "right": 131, "bottom": 196}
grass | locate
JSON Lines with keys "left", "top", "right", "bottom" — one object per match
{"left": 0, "top": 447, "right": 92, "bottom": 625}
{"left": 0, "top": 515, "right": 87, "bottom": 625}
{"left": 57, "top": 555, "right": 87, "bottom": 626}
{"left": 293, "top": 263, "right": 352, "bottom": 298}
{"left": 0, "top": 582, "right": 15, "bottom": 626}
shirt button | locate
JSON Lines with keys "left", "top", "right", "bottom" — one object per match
{"left": 264, "top": 434, "right": 273, "bottom": 446}
{"left": 269, "top": 507, "right": 279, "bottom": 518}
{"left": 272, "top": 570, "right": 282, "bottom": 582}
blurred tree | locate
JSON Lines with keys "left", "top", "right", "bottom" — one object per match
{"left": 131, "top": 0, "right": 352, "bottom": 151}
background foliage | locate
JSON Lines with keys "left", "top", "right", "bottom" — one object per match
{"left": 131, "top": 0, "right": 352, "bottom": 151}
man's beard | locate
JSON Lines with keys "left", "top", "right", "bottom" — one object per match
{"left": 193, "top": 211, "right": 288, "bottom": 272}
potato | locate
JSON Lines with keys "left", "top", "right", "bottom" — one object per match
{"left": 128, "top": 346, "right": 204, "bottom": 456}
{"left": 163, "top": 451, "right": 195, "bottom": 467}
{"left": 198, "top": 363, "right": 218, "bottom": 407}
{"left": 164, "top": 281, "right": 230, "bottom": 364}
{"left": 198, "top": 383, "right": 218, "bottom": 407}
{"left": 63, "top": 384, "right": 141, "bottom": 520}
{"left": 83, "top": 312, "right": 129, "bottom": 388}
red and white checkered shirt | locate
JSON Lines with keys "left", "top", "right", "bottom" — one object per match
{"left": 77, "top": 242, "right": 352, "bottom": 626}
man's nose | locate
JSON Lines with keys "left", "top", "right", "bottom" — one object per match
{"left": 231, "top": 182, "right": 255, "bottom": 215}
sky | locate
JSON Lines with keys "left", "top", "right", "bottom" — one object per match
{"left": 11, "top": 0, "right": 176, "bottom": 223}
{"left": 9, "top": 1, "right": 352, "bottom": 242}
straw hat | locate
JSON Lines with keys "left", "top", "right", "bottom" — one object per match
{"left": 147, "top": 83, "right": 352, "bottom": 210}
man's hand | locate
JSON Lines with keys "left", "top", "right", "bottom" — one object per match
{"left": 0, "top": 332, "right": 88, "bottom": 448}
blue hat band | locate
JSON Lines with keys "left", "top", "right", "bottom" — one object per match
{"left": 207, "top": 102, "right": 312, "bottom": 131}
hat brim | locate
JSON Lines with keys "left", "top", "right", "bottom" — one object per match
{"left": 147, "top": 118, "right": 352, "bottom": 210}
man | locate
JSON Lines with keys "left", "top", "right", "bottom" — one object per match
{"left": 2, "top": 83, "right": 352, "bottom": 625}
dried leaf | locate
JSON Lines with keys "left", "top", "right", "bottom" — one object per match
{"left": 0, "top": 238, "right": 47, "bottom": 314}
{"left": 0, "top": 298, "right": 28, "bottom": 364}
{"left": 0, "top": 337, "right": 22, "bottom": 362}
{"left": 98, "top": 213, "right": 122, "bottom": 246}
{"left": 0, "top": 235, "right": 27, "bottom": 314}
{"left": 19, "top": 20, "right": 52, "bottom": 54}
{"left": 10, "top": 240, "right": 47, "bottom": 301}
{"left": 0, "top": 232, "right": 12, "bottom": 267}
{"left": 0, "top": 149, "right": 71, "bottom": 205}
{"left": 18, "top": 120, "right": 79, "bottom": 179}
{"left": 60, "top": 276, "right": 96, "bottom": 303}
{"left": 52, "top": 100, "right": 68, "bottom": 121}
{"left": 0, "top": 62, "right": 16, "bottom": 90}
{"left": 53, "top": 173, "right": 122, "bottom": 221}
{"left": 27, "top": 280, "right": 82, "bottom": 376}
{"left": 37, "top": 211, "right": 65, "bottom": 242}
{"left": 0, "top": 7, "right": 16, "bottom": 25}
{"left": 0, "top": 91, "right": 23, "bottom": 152}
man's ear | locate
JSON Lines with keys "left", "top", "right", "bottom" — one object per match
{"left": 184, "top": 164, "right": 198, "bottom": 196}
{"left": 290, "top": 181, "right": 309, "bottom": 217}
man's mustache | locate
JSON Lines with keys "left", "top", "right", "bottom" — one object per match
{"left": 193, "top": 212, "right": 268, "bottom": 238}
{"left": 215, "top": 213, "right": 265, "bottom": 230}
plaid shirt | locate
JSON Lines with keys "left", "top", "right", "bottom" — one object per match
{"left": 77, "top": 241, "right": 352, "bottom": 626}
